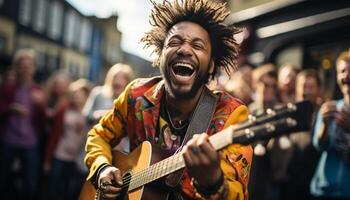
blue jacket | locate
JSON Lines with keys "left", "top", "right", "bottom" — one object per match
{"left": 311, "top": 99, "right": 350, "bottom": 198}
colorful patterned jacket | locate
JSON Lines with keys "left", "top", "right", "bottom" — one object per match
{"left": 85, "top": 77, "right": 252, "bottom": 200}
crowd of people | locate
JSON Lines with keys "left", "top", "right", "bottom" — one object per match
{"left": 0, "top": 0, "right": 349, "bottom": 199}
{"left": 0, "top": 49, "right": 134, "bottom": 200}
{"left": 217, "top": 52, "right": 350, "bottom": 200}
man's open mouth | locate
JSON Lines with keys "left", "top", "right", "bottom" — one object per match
{"left": 172, "top": 62, "right": 195, "bottom": 77}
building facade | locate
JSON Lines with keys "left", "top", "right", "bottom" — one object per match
{"left": 0, "top": 0, "right": 124, "bottom": 83}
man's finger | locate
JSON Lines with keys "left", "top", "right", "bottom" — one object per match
{"left": 111, "top": 168, "right": 123, "bottom": 186}
{"left": 101, "top": 183, "right": 122, "bottom": 194}
{"left": 183, "top": 145, "right": 200, "bottom": 166}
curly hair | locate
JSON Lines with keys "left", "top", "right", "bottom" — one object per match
{"left": 141, "top": 0, "right": 241, "bottom": 77}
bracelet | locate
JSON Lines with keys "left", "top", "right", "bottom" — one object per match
{"left": 192, "top": 171, "right": 225, "bottom": 197}
{"left": 91, "top": 163, "right": 111, "bottom": 189}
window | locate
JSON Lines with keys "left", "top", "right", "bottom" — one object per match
{"left": 33, "top": 0, "right": 47, "bottom": 33}
{"left": 63, "top": 10, "right": 76, "bottom": 47}
{"left": 79, "top": 19, "right": 92, "bottom": 52}
{"left": 47, "top": 1, "right": 63, "bottom": 40}
{"left": 73, "top": 16, "right": 81, "bottom": 48}
{"left": 19, "top": 0, "right": 32, "bottom": 26}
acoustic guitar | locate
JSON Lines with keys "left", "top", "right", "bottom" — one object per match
{"left": 79, "top": 101, "right": 313, "bottom": 200}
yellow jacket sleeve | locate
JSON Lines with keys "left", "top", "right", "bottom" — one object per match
{"left": 222, "top": 105, "right": 252, "bottom": 200}
{"left": 84, "top": 82, "right": 131, "bottom": 180}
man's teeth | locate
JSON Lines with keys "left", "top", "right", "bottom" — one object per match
{"left": 174, "top": 63, "right": 193, "bottom": 70}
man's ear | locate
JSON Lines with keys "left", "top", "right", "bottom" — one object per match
{"left": 209, "top": 59, "right": 215, "bottom": 75}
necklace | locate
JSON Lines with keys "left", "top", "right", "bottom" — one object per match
{"left": 165, "top": 107, "right": 188, "bottom": 131}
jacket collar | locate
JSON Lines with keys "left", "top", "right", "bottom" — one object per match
{"left": 143, "top": 79, "right": 165, "bottom": 107}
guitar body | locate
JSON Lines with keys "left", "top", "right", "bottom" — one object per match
{"left": 79, "top": 141, "right": 173, "bottom": 200}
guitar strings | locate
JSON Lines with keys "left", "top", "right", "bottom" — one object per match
{"left": 120, "top": 154, "right": 181, "bottom": 186}
{"left": 119, "top": 151, "right": 184, "bottom": 189}
{"left": 119, "top": 163, "right": 169, "bottom": 189}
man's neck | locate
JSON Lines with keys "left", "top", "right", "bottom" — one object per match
{"left": 165, "top": 87, "right": 204, "bottom": 122}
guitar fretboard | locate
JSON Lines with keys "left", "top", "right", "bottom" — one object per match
{"left": 128, "top": 153, "right": 184, "bottom": 191}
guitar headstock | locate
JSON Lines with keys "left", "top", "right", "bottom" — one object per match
{"left": 232, "top": 100, "right": 314, "bottom": 145}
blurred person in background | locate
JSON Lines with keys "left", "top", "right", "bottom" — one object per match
{"left": 44, "top": 78, "right": 91, "bottom": 200}
{"left": 249, "top": 63, "right": 279, "bottom": 114}
{"left": 82, "top": 63, "right": 134, "bottom": 152}
{"left": 239, "top": 63, "right": 254, "bottom": 92}
{"left": 45, "top": 72, "right": 71, "bottom": 125}
{"left": 285, "top": 69, "right": 323, "bottom": 200}
{"left": 225, "top": 76, "right": 252, "bottom": 105}
{"left": 311, "top": 50, "right": 350, "bottom": 200}
{"left": 225, "top": 63, "right": 253, "bottom": 105}
{"left": 295, "top": 69, "right": 323, "bottom": 108}
{"left": 248, "top": 64, "right": 279, "bottom": 200}
{"left": 268, "top": 63, "right": 299, "bottom": 200}
{"left": 278, "top": 63, "right": 299, "bottom": 104}
{"left": 43, "top": 72, "right": 71, "bottom": 168}
{"left": 40, "top": 72, "right": 71, "bottom": 197}
{"left": 0, "top": 49, "right": 46, "bottom": 200}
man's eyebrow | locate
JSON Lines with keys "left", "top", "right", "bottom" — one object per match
{"left": 167, "top": 34, "right": 183, "bottom": 41}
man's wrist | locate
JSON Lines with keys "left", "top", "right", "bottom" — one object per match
{"left": 90, "top": 163, "right": 111, "bottom": 189}
{"left": 192, "top": 170, "right": 225, "bottom": 197}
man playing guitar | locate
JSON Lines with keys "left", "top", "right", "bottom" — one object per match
{"left": 82, "top": 0, "right": 252, "bottom": 199}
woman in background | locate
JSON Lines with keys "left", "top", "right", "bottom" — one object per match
{"left": 82, "top": 63, "right": 134, "bottom": 152}
{"left": 45, "top": 79, "right": 91, "bottom": 200}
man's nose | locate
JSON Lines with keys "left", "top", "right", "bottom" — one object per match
{"left": 176, "top": 43, "right": 193, "bottom": 57}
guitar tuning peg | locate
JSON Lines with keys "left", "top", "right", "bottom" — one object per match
{"left": 266, "top": 108, "right": 276, "bottom": 116}
{"left": 248, "top": 115, "right": 256, "bottom": 123}
{"left": 265, "top": 123, "right": 276, "bottom": 133}
{"left": 286, "top": 118, "right": 297, "bottom": 127}
{"left": 244, "top": 128, "right": 255, "bottom": 138}
{"left": 287, "top": 103, "right": 297, "bottom": 112}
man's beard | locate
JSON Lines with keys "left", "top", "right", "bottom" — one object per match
{"left": 161, "top": 67, "right": 209, "bottom": 100}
